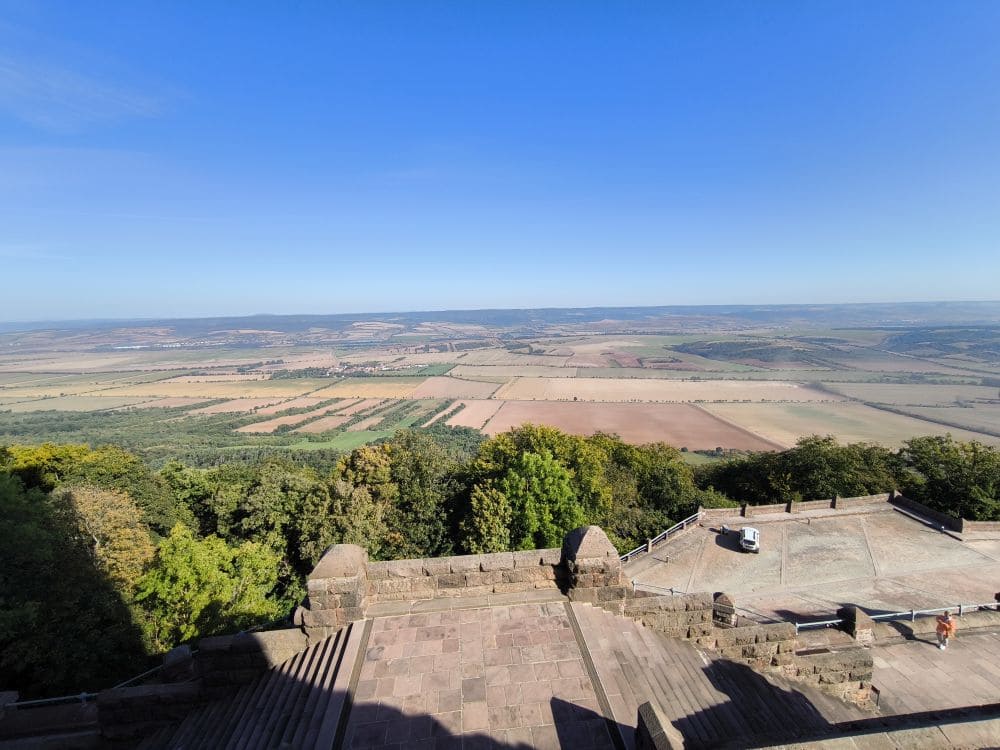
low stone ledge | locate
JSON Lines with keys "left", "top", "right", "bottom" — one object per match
{"left": 636, "top": 701, "right": 684, "bottom": 749}
{"left": 625, "top": 593, "right": 713, "bottom": 615}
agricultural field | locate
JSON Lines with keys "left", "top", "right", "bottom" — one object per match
{"left": 827, "top": 383, "right": 1000, "bottom": 406}
{"left": 188, "top": 398, "right": 291, "bottom": 414}
{"left": 309, "top": 378, "right": 425, "bottom": 399}
{"left": 492, "top": 377, "right": 839, "bottom": 403}
{"left": 895, "top": 404, "right": 1000, "bottom": 437}
{"left": 409, "top": 376, "right": 501, "bottom": 399}
{"left": 701, "top": 402, "right": 1000, "bottom": 448}
{"left": 2, "top": 395, "right": 154, "bottom": 412}
{"left": 444, "top": 400, "right": 505, "bottom": 429}
{"left": 3, "top": 305, "right": 1000, "bottom": 461}
{"left": 481, "top": 401, "right": 781, "bottom": 450}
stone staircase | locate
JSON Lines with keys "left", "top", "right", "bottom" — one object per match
{"left": 142, "top": 620, "right": 366, "bottom": 750}
{"left": 571, "top": 603, "right": 867, "bottom": 749}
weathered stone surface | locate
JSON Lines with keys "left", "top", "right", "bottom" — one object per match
{"left": 421, "top": 557, "right": 451, "bottom": 576}
{"left": 479, "top": 551, "right": 515, "bottom": 571}
{"left": 838, "top": 605, "right": 876, "bottom": 646}
{"left": 310, "top": 544, "right": 367, "bottom": 579}
{"left": 562, "top": 525, "right": 619, "bottom": 564}
{"left": 448, "top": 554, "right": 483, "bottom": 573}
{"left": 636, "top": 701, "right": 684, "bottom": 749}
{"left": 384, "top": 558, "right": 424, "bottom": 578}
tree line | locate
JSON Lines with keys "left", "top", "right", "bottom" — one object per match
{"left": 1, "top": 427, "right": 998, "bottom": 697}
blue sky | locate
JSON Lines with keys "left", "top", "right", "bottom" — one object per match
{"left": 1, "top": 1, "right": 999, "bottom": 321}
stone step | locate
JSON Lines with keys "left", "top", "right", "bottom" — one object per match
{"left": 152, "top": 621, "right": 367, "bottom": 750}
{"left": 572, "top": 603, "right": 865, "bottom": 750}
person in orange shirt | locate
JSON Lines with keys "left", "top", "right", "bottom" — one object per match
{"left": 936, "top": 611, "right": 956, "bottom": 650}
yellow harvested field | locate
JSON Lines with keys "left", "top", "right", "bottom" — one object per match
{"left": 236, "top": 403, "right": 347, "bottom": 433}
{"left": 129, "top": 397, "right": 215, "bottom": 409}
{"left": 106, "top": 379, "right": 317, "bottom": 403}
{"left": 826, "top": 383, "right": 1000, "bottom": 406}
{"left": 481, "top": 400, "right": 782, "bottom": 450}
{"left": 901, "top": 405, "right": 1000, "bottom": 436}
{"left": 492, "top": 377, "right": 839, "bottom": 403}
{"left": 3, "top": 395, "right": 154, "bottom": 412}
{"left": 103, "top": 380, "right": 322, "bottom": 399}
{"left": 449, "top": 365, "right": 576, "bottom": 379}
{"left": 254, "top": 396, "right": 329, "bottom": 415}
{"left": 293, "top": 414, "right": 352, "bottom": 433}
{"left": 701, "top": 402, "right": 1000, "bottom": 448}
{"left": 163, "top": 374, "right": 270, "bottom": 382}
{"left": 347, "top": 413, "right": 385, "bottom": 432}
{"left": 410, "top": 376, "right": 501, "bottom": 399}
{"left": 450, "top": 350, "right": 570, "bottom": 366}
{"left": 188, "top": 398, "right": 290, "bottom": 414}
{"left": 334, "top": 398, "right": 384, "bottom": 416}
{"left": 445, "top": 400, "right": 504, "bottom": 429}
{"left": 309, "top": 378, "right": 424, "bottom": 399}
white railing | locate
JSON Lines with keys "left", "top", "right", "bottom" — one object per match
{"left": 793, "top": 602, "right": 1000, "bottom": 633}
{"left": 620, "top": 511, "right": 703, "bottom": 563}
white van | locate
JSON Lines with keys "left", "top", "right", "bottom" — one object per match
{"left": 739, "top": 526, "right": 760, "bottom": 553}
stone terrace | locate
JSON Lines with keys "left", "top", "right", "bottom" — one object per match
{"left": 347, "top": 602, "right": 613, "bottom": 749}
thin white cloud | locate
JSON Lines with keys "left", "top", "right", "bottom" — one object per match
{"left": 0, "top": 243, "right": 75, "bottom": 262}
{"left": 0, "top": 55, "right": 161, "bottom": 131}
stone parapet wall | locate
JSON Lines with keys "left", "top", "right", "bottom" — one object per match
{"left": 0, "top": 700, "right": 97, "bottom": 743}
{"left": 97, "top": 682, "right": 201, "bottom": 742}
{"left": 365, "top": 548, "right": 564, "bottom": 601}
{"left": 962, "top": 519, "right": 1000, "bottom": 532}
{"left": 694, "top": 622, "right": 798, "bottom": 668}
{"left": 775, "top": 649, "right": 874, "bottom": 704}
{"left": 624, "top": 593, "right": 714, "bottom": 638}
{"left": 890, "top": 494, "right": 963, "bottom": 531}
{"left": 196, "top": 629, "right": 307, "bottom": 697}
{"left": 833, "top": 492, "right": 892, "bottom": 509}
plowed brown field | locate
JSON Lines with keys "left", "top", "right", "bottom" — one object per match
{"left": 481, "top": 400, "right": 782, "bottom": 449}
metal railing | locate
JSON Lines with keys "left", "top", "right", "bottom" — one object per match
{"left": 793, "top": 602, "right": 1000, "bottom": 633}
{"left": 620, "top": 511, "right": 703, "bottom": 563}
{"left": 632, "top": 581, "right": 687, "bottom": 596}
{"left": 4, "top": 650, "right": 200, "bottom": 710}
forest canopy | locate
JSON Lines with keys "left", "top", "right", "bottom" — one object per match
{"left": 1, "top": 427, "right": 998, "bottom": 697}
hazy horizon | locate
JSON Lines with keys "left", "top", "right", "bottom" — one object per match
{"left": 4, "top": 299, "right": 1000, "bottom": 332}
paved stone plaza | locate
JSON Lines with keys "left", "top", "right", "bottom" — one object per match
{"left": 872, "top": 631, "right": 1000, "bottom": 714}
{"left": 630, "top": 506, "right": 1000, "bottom": 622}
{"left": 345, "top": 602, "right": 615, "bottom": 749}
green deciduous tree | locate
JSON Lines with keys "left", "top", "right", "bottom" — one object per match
{"left": 0, "top": 474, "right": 149, "bottom": 697}
{"left": 460, "top": 483, "right": 512, "bottom": 553}
{"left": 501, "top": 448, "right": 583, "bottom": 550}
{"left": 135, "top": 524, "right": 282, "bottom": 652}
{"left": 899, "top": 435, "right": 1000, "bottom": 520}
{"left": 54, "top": 485, "right": 155, "bottom": 595}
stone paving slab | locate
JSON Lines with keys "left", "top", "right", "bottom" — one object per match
{"left": 343, "top": 602, "right": 615, "bottom": 748}
{"left": 365, "top": 590, "right": 567, "bottom": 618}
{"left": 872, "top": 631, "right": 1000, "bottom": 715}
{"left": 633, "top": 510, "right": 1000, "bottom": 622}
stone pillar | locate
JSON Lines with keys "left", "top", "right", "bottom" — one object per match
{"left": 837, "top": 606, "right": 876, "bottom": 646}
{"left": 294, "top": 544, "right": 369, "bottom": 642}
{"left": 561, "top": 526, "right": 628, "bottom": 611}
{"left": 712, "top": 592, "right": 738, "bottom": 627}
